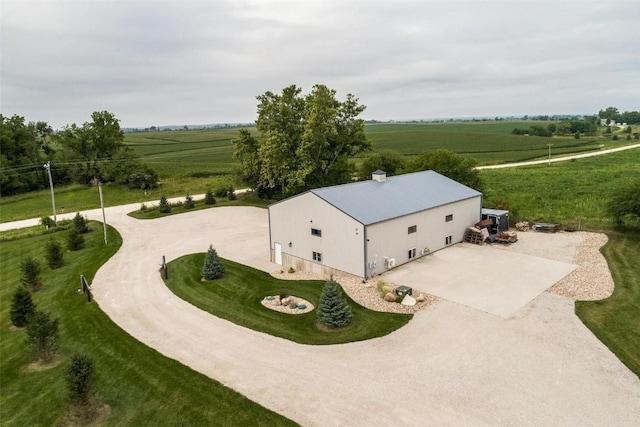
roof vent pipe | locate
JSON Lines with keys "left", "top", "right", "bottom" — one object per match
{"left": 372, "top": 170, "right": 386, "bottom": 182}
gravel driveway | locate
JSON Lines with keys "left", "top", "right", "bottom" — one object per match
{"left": 22, "top": 205, "right": 640, "bottom": 426}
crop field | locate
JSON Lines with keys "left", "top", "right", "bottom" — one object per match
{"left": 124, "top": 122, "right": 623, "bottom": 181}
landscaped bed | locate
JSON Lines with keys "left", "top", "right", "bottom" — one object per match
{"left": 162, "top": 255, "right": 413, "bottom": 345}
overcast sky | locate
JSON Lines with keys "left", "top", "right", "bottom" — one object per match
{"left": 1, "top": 0, "right": 638, "bottom": 129}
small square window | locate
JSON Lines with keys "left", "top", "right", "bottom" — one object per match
{"left": 445, "top": 235, "right": 452, "bottom": 245}
{"left": 408, "top": 248, "right": 416, "bottom": 259}
{"left": 445, "top": 214, "right": 453, "bottom": 222}
{"left": 313, "top": 251, "right": 322, "bottom": 262}
{"left": 311, "top": 228, "right": 322, "bottom": 237}
{"left": 408, "top": 225, "right": 417, "bottom": 234}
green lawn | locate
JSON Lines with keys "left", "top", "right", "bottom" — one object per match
{"left": 163, "top": 255, "right": 412, "bottom": 345}
{"left": 0, "top": 224, "right": 295, "bottom": 426}
{"left": 576, "top": 232, "right": 640, "bottom": 378}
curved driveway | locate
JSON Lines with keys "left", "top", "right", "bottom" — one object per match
{"left": 79, "top": 206, "right": 640, "bottom": 426}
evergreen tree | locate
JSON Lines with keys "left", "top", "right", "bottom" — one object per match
{"left": 45, "top": 238, "right": 64, "bottom": 269}
{"left": 73, "top": 212, "right": 89, "bottom": 233}
{"left": 317, "top": 276, "right": 353, "bottom": 328}
{"left": 158, "top": 194, "right": 172, "bottom": 213}
{"left": 67, "top": 227, "right": 85, "bottom": 251}
{"left": 10, "top": 287, "right": 36, "bottom": 327}
{"left": 66, "top": 353, "right": 98, "bottom": 421}
{"left": 184, "top": 193, "right": 195, "bottom": 209}
{"left": 20, "top": 256, "right": 42, "bottom": 290}
{"left": 26, "top": 310, "right": 59, "bottom": 362}
{"left": 204, "top": 189, "right": 216, "bottom": 205}
{"left": 202, "top": 245, "right": 224, "bottom": 280}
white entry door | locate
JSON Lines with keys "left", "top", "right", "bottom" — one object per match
{"left": 274, "top": 242, "right": 282, "bottom": 265}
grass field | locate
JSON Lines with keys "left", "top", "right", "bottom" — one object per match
{"left": 480, "top": 149, "right": 640, "bottom": 229}
{"left": 164, "top": 255, "right": 412, "bottom": 345}
{"left": 576, "top": 232, "right": 640, "bottom": 378}
{"left": 0, "top": 224, "right": 295, "bottom": 426}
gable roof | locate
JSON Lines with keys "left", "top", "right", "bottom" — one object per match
{"left": 309, "top": 170, "right": 482, "bottom": 225}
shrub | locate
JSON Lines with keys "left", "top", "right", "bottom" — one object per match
{"left": 40, "top": 216, "right": 56, "bottom": 229}
{"left": 140, "top": 203, "right": 148, "bottom": 212}
{"left": 158, "top": 194, "right": 172, "bottom": 213}
{"left": 10, "top": 287, "right": 36, "bottom": 327}
{"left": 66, "top": 354, "right": 98, "bottom": 422}
{"left": 228, "top": 190, "right": 237, "bottom": 201}
{"left": 26, "top": 310, "right": 59, "bottom": 362}
{"left": 317, "top": 276, "right": 353, "bottom": 328}
{"left": 288, "top": 267, "right": 295, "bottom": 273}
{"left": 184, "top": 193, "right": 195, "bottom": 209}
{"left": 45, "top": 238, "right": 64, "bottom": 269}
{"left": 204, "top": 189, "right": 216, "bottom": 205}
{"left": 72, "top": 212, "right": 89, "bottom": 234}
{"left": 67, "top": 228, "right": 85, "bottom": 251}
{"left": 20, "top": 256, "right": 42, "bottom": 290}
{"left": 202, "top": 245, "right": 225, "bottom": 280}
{"left": 376, "top": 280, "right": 390, "bottom": 297}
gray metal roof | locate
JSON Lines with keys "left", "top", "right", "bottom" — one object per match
{"left": 310, "top": 170, "right": 482, "bottom": 225}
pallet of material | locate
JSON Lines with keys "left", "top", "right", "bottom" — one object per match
{"left": 465, "top": 227, "right": 486, "bottom": 245}
{"left": 533, "top": 223, "right": 559, "bottom": 233}
{"left": 496, "top": 231, "right": 518, "bottom": 244}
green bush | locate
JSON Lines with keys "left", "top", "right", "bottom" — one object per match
{"left": 184, "top": 193, "right": 195, "bottom": 209}
{"left": 10, "top": 286, "right": 36, "bottom": 327}
{"left": 40, "top": 216, "right": 56, "bottom": 229}
{"left": 204, "top": 189, "right": 216, "bottom": 205}
{"left": 20, "top": 256, "right": 42, "bottom": 290}
{"left": 158, "top": 194, "right": 172, "bottom": 213}
{"left": 67, "top": 228, "right": 85, "bottom": 251}
{"left": 26, "top": 310, "right": 59, "bottom": 362}
{"left": 44, "top": 238, "right": 64, "bottom": 269}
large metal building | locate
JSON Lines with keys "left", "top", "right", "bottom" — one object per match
{"left": 268, "top": 170, "right": 483, "bottom": 278}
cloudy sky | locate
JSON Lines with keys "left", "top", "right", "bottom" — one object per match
{"left": 1, "top": 0, "right": 638, "bottom": 129}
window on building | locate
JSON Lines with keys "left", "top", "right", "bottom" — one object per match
{"left": 445, "top": 235, "right": 452, "bottom": 245}
{"left": 445, "top": 214, "right": 453, "bottom": 222}
{"left": 312, "top": 251, "right": 322, "bottom": 262}
{"left": 311, "top": 228, "right": 322, "bottom": 237}
{"left": 408, "top": 248, "right": 416, "bottom": 259}
{"left": 408, "top": 225, "right": 417, "bottom": 234}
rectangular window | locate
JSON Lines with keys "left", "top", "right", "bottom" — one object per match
{"left": 311, "top": 228, "right": 322, "bottom": 237}
{"left": 408, "top": 225, "right": 417, "bottom": 234}
{"left": 408, "top": 248, "right": 416, "bottom": 259}
{"left": 312, "top": 251, "right": 322, "bottom": 262}
{"left": 445, "top": 214, "right": 453, "bottom": 222}
{"left": 445, "top": 235, "right": 452, "bottom": 245}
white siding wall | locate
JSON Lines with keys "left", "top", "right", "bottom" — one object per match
{"left": 366, "top": 196, "right": 481, "bottom": 276}
{"left": 269, "top": 193, "right": 365, "bottom": 277}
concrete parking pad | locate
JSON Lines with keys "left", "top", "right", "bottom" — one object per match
{"left": 383, "top": 243, "right": 577, "bottom": 318}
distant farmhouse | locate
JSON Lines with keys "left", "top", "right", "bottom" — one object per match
{"left": 268, "top": 170, "right": 482, "bottom": 279}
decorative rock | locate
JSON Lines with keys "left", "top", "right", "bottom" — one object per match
{"left": 401, "top": 295, "right": 416, "bottom": 306}
{"left": 384, "top": 292, "right": 396, "bottom": 302}
{"left": 298, "top": 304, "right": 307, "bottom": 310}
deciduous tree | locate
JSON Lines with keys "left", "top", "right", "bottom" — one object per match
{"left": 608, "top": 181, "right": 640, "bottom": 227}
{"left": 404, "top": 149, "right": 485, "bottom": 192}
{"left": 357, "top": 150, "right": 406, "bottom": 180}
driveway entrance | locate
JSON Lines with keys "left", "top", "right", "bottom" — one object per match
{"left": 383, "top": 243, "right": 577, "bottom": 318}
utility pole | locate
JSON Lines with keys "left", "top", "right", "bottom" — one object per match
{"left": 547, "top": 143, "right": 553, "bottom": 166}
{"left": 98, "top": 182, "right": 108, "bottom": 245}
{"left": 43, "top": 161, "right": 57, "bottom": 221}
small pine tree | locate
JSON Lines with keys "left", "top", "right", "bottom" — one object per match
{"left": 45, "top": 238, "right": 64, "bottom": 269}
{"left": 66, "top": 354, "right": 98, "bottom": 421}
{"left": 228, "top": 190, "right": 237, "bottom": 201}
{"left": 67, "top": 228, "right": 85, "bottom": 251}
{"left": 159, "top": 194, "right": 172, "bottom": 213}
{"left": 26, "top": 310, "right": 59, "bottom": 362}
{"left": 10, "top": 287, "right": 36, "bottom": 327}
{"left": 73, "top": 212, "right": 89, "bottom": 233}
{"left": 202, "top": 245, "right": 225, "bottom": 280}
{"left": 20, "top": 256, "right": 42, "bottom": 290}
{"left": 184, "top": 193, "right": 195, "bottom": 209}
{"left": 204, "top": 189, "right": 216, "bottom": 205}
{"left": 317, "top": 276, "right": 353, "bottom": 328}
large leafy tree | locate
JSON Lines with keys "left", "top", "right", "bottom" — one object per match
{"left": 404, "top": 148, "right": 485, "bottom": 192}
{"left": 0, "top": 115, "right": 54, "bottom": 195}
{"left": 233, "top": 84, "right": 370, "bottom": 197}
{"left": 357, "top": 149, "right": 406, "bottom": 181}
{"left": 607, "top": 181, "right": 640, "bottom": 227}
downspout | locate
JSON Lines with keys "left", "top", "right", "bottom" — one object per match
{"left": 268, "top": 207, "right": 273, "bottom": 263}
{"left": 363, "top": 224, "right": 368, "bottom": 279}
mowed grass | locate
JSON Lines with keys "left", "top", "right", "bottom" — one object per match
{"left": 0, "top": 224, "right": 295, "bottom": 426}
{"left": 480, "top": 149, "right": 640, "bottom": 229}
{"left": 576, "top": 232, "right": 640, "bottom": 378}
{"left": 164, "top": 255, "right": 412, "bottom": 345}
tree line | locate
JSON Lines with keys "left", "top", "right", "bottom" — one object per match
{"left": 0, "top": 111, "right": 157, "bottom": 196}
